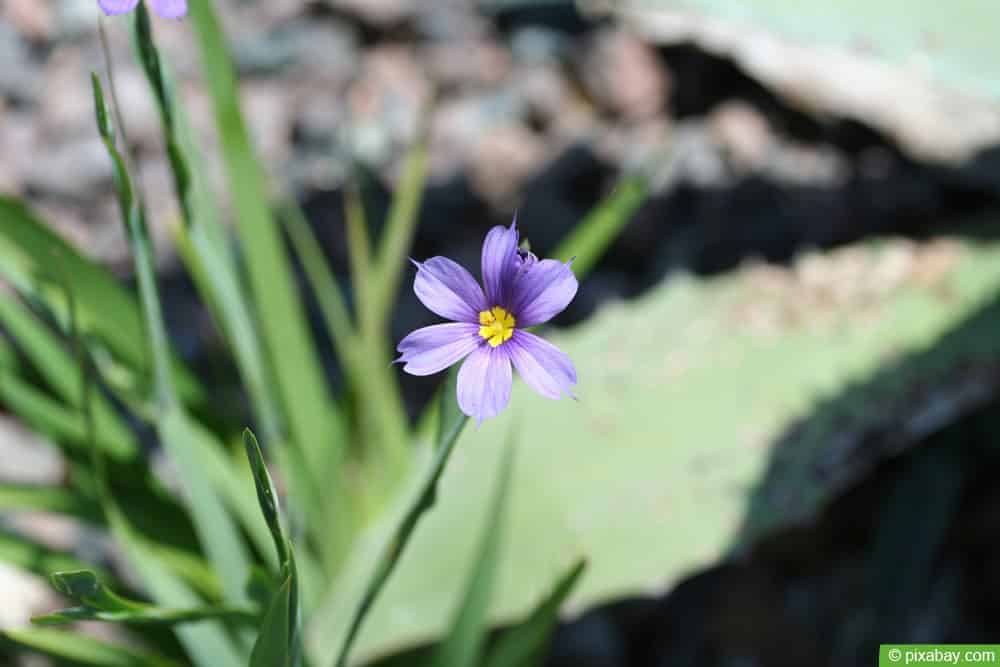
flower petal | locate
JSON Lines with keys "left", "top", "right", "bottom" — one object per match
{"left": 508, "top": 330, "right": 577, "bottom": 400}
{"left": 149, "top": 0, "right": 187, "bottom": 18}
{"left": 98, "top": 0, "right": 140, "bottom": 15}
{"left": 510, "top": 259, "right": 578, "bottom": 327}
{"left": 413, "top": 257, "right": 488, "bottom": 323}
{"left": 457, "top": 345, "right": 512, "bottom": 424}
{"left": 481, "top": 221, "right": 520, "bottom": 307}
{"left": 396, "top": 323, "right": 481, "bottom": 376}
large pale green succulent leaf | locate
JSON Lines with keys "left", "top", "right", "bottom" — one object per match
{"left": 310, "top": 238, "right": 1000, "bottom": 664}
{"left": 617, "top": 0, "right": 1000, "bottom": 161}
{"left": 631, "top": 0, "right": 1000, "bottom": 96}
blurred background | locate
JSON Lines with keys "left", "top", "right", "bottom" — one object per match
{"left": 4, "top": 0, "right": 1000, "bottom": 665}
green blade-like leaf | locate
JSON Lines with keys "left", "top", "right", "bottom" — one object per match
{"left": 92, "top": 71, "right": 253, "bottom": 608}
{"left": 0, "top": 530, "right": 103, "bottom": 580}
{"left": 244, "top": 429, "right": 301, "bottom": 665}
{"left": 429, "top": 442, "right": 516, "bottom": 667}
{"left": 278, "top": 200, "right": 356, "bottom": 363}
{"left": 0, "top": 628, "right": 182, "bottom": 667}
{"left": 0, "top": 196, "right": 203, "bottom": 405}
{"left": 372, "top": 133, "right": 429, "bottom": 330}
{"left": 157, "top": 410, "right": 253, "bottom": 605}
{"left": 332, "top": 385, "right": 469, "bottom": 667}
{"left": 131, "top": 7, "right": 306, "bottom": 548}
{"left": 250, "top": 573, "right": 294, "bottom": 667}
{"left": 483, "top": 559, "right": 586, "bottom": 667}
{"left": 0, "top": 366, "right": 123, "bottom": 456}
{"left": 551, "top": 176, "right": 647, "bottom": 278}
{"left": 0, "top": 484, "right": 102, "bottom": 521}
{"left": 243, "top": 429, "right": 289, "bottom": 566}
{"left": 33, "top": 570, "right": 257, "bottom": 627}
{"left": 187, "top": 0, "right": 344, "bottom": 504}
{"left": 104, "top": 486, "right": 246, "bottom": 667}
{"left": 0, "top": 293, "right": 138, "bottom": 460}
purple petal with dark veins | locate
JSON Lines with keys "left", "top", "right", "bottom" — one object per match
{"left": 481, "top": 221, "right": 520, "bottom": 307}
{"left": 396, "top": 323, "right": 481, "bottom": 376}
{"left": 508, "top": 330, "right": 577, "bottom": 400}
{"left": 98, "top": 0, "right": 140, "bottom": 15}
{"left": 509, "top": 259, "right": 578, "bottom": 327}
{"left": 457, "top": 345, "right": 512, "bottom": 425}
{"left": 413, "top": 257, "right": 488, "bottom": 323}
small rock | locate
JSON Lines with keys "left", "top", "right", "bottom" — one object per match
{"left": 346, "top": 44, "right": 433, "bottom": 164}
{"left": 244, "top": 80, "right": 294, "bottom": 166}
{"left": 0, "top": 22, "right": 40, "bottom": 102}
{"left": 3, "top": 0, "right": 55, "bottom": 42}
{"left": 469, "top": 123, "right": 548, "bottom": 206}
{"left": 0, "top": 563, "right": 60, "bottom": 629}
{"left": 324, "top": 0, "right": 416, "bottom": 28}
{"left": 709, "top": 100, "right": 775, "bottom": 172}
{"left": 23, "top": 136, "right": 111, "bottom": 201}
{"left": 0, "top": 417, "right": 64, "bottom": 484}
{"left": 577, "top": 28, "right": 670, "bottom": 122}
{"left": 235, "top": 19, "right": 359, "bottom": 78}
{"left": 55, "top": 0, "right": 100, "bottom": 41}
{"left": 422, "top": 38, "right": 511, "bottom": 89}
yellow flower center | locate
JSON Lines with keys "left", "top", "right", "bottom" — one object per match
{"left": 478, "top": 306, "right": 516, "bottom": 347}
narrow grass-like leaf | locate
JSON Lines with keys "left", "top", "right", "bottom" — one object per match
{"left": 0, "top": 366, "right": 126, "bottom": 456}
{"left": 103, "top": 503, "right": 246, "bottom": 667}
{"left": 333, "top": 391, "right": 469, "bottom": 667}
{"left": 551, "top": 176, "right": 647, "bottom": 278}
{"left": 278, "top": 200, "right": 356, "bottom": 363}
{"left": 0, "top": 484, "right": 102, "bottom": 522}
{"left": 131, "top": 6, "right": 301, "bottom": 538}
{"left": 372, "top": 133, "right": 429, "bottom": 330}
{"left": 0, "top": 628, "right": 182, "bottom": 667}
{"left": 250, "top": 574, "right": 295, "bottom": 667}
{"left": 0, "top": 530, "right": 101, "bottom": 579}
{"left": 345, "top": 182, "right": 410, "bottom": 487}
{"left": 483, "top": 559, "right": 586, "bottom": 667}
{"left": 186, "top": 0, "right": 344, "bottom": 498}
{"left": 0, "top": 197, "right": 203, "bottom": 404}
{"left": 243, "top": 429, "right": 289, "bottom": 566}
{"left": 244, "top": 429, "right": 301, "bottom": 666}
{"left": 429, "top": 441, "right": 516, "bottom": 667}
{"left": 67, "top": 274, "right": 244, "bottom": 667}
{"left": 0, "top": 294, "right": 137, "bottom": 460}
{"left": 33, "top": 570, "right": 256, "bottom": 627}
{"left": 93, "top": 71, "right": 252, "bottom": 611}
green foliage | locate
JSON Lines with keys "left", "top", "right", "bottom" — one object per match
{"left": 244, "top": 430, "right": 301, "bottom": 667}
{"left": 0, "top": 197, "right": 202, "bottom": 404}
{"left": 186, "top": 0, "right": 345, "bottom": 502}
{"left": 429, "top": 442, "right": 516, "bottom": 667}
{"left": 552, "top": 176, "right": 648, "bottom": 277}
{"left": 0, "top": 628, "right": 182, "bottom": 667}
{"left": 483, "top": 559, "right": 586, "bottom": 667}
{"left": 310, "top": 240, "right": 1000, "bottom": 663}
{"left": 333, "top": 376, "right": 470, "bottom": 667}
{"left": 33, "top": 570, "right": 256, "bottom": 626}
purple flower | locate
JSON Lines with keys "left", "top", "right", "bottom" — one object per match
{"left": 98, "top": 0, "right": 187, "bottom": 19}
{"left": 397, "top": 220, "right": 578, "bottom": 424}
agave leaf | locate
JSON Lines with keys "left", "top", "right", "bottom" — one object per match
{"left": 309, "top": 238, "right": 1000, "bottom": 664}
{"left": 428, "top": 441, "right": 516, "bottom": 667}
{"left": 483, "top": 559, "right": 586, "bottom": 667}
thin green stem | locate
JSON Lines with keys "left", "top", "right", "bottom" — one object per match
{"left": 333, "top": 414, "right": 468, "bottom": 667}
